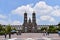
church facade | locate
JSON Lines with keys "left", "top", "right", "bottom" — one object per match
{"left": 22, "top": 12, "right": 37, "bottom": 33}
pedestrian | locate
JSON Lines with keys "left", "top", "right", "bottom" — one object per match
{"left": 43, "top": 30, "right": 46, "bottom": 36}
{"left": 5, "top": 33, "right": 7, "bottom": 38}
{"left": 19, "top": 30, "right": 21, "bottom": 35}
{"left": 46, "top": 31, "right": 49, "bottom": 36}
{"left": 9, "top": 33, "right": 11, "bottom": 39}
{"left": 46, "top": 32, "right": 47, "bottom": 36}
{"left": 16, "top": 31, "right": 18, "bottom": 35}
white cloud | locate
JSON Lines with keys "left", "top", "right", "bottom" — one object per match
{"left": 11, "top": 1, "right": 60, "bottom": 24}
{"left": 0, "top": 14, "right": 7, "bottom": 25}
{"left": 11, "top": 1, "right": 60, "bottom": 17}
{"left": 10, "top": 20, "right": 22, "bottom": 25}
{"left": 12, "top": 5, "right": 33, "bottom": 15}
{"left": 0, "top": 20, "right": 22, "bottom": 25}
{"left": 40, "top": 15, "right": 55, "bottom": 22}
{"left": 0, "top": 20, "right": 8, "bottom": 25}
{"left": 36, "top": 19, "right": 40, "bottom": 25}
{"left": 12, "top": 1, "right": 53, "bottom": 15}
{"left": 51, "top": 9, "right": 60, "bottom": 17}
{"left": 34, "top": 1, "right": 53, "bottom": 15}
{"left": 0, "top": 14, "right": 7, "bottom": 19}
{"left": 54, "top": 5, "right": 60, "bottom": 9}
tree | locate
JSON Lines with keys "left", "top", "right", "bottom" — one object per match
{"left": 49, "top": 25, "right": 54, "bottom": 28}
{"left": 48, "top": 25, "right": 57, "bottom": 33}
{"left": 6, "top": 24, "right": 12, "bottom": 33}
{"left": 0, "top": 24, "right": 3, "bottom": 32}
{"left": 57, "top": 23, "right": 60, "bottom": 31}
{"left": 12, "top": 27, "right": 16, "bottom": 31}
{"left": 58, "top": 22, "right": 60, "bottom": 27}
{"left": 6, "top": 24, "right": 12, "bottom": 39}
{"left": 40, "top": 27, "right": 47, "bottom": 31}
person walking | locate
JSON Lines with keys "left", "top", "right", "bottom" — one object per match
{"left": 9, "top": 33, "right": 11, "bottom": 39}
{"left": 43, "top": 30, "right": 46, "bottom": 36}
{"left": 5, "top": 33, "right": 7, "bottom": 38}
{"left": 46, "top": 30, "right": 49, "bottom": 36}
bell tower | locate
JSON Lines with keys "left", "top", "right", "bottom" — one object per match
{"left": 23, "top": 12, "right": 28, "bottom": 32}
{"left": 23, "top": 12, "right": 27, "bottom": 26}
{"left": 32, "top": 11, "right": 37, "bottom": 32}
{"left": 32, "top": 11, "right": 37, "bottom": 25}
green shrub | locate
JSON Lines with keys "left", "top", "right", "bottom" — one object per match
{"left": 0, "top": 31, "right": 5, "bottom": 35}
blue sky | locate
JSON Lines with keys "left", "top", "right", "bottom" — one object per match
{"left": 0, "top": 0, "right": 60, "bottom": 25}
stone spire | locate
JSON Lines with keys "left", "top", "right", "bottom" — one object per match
{"left": 32, "top": 11, "right": 37, "bottom": 25}
{"left": 23, "top": 11, "right": 27, "bottom": 27}
{"left": 28, "top": 18, "right": 31, "bottom": 23}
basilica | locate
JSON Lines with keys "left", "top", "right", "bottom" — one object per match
{"left": 22, "top": 12, "right": 37, "bottom": 33}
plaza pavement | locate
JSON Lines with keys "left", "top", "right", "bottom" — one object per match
{"left": 0, "top": 33, "right": 60, "bottom": 40}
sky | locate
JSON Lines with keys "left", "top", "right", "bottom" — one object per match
{"left": 0, "top": 0, "right": 60, "bottom": 25}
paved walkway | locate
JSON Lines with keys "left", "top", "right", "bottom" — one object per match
{"left": 0, "top": 33, "right": 60, "bottom": 40}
